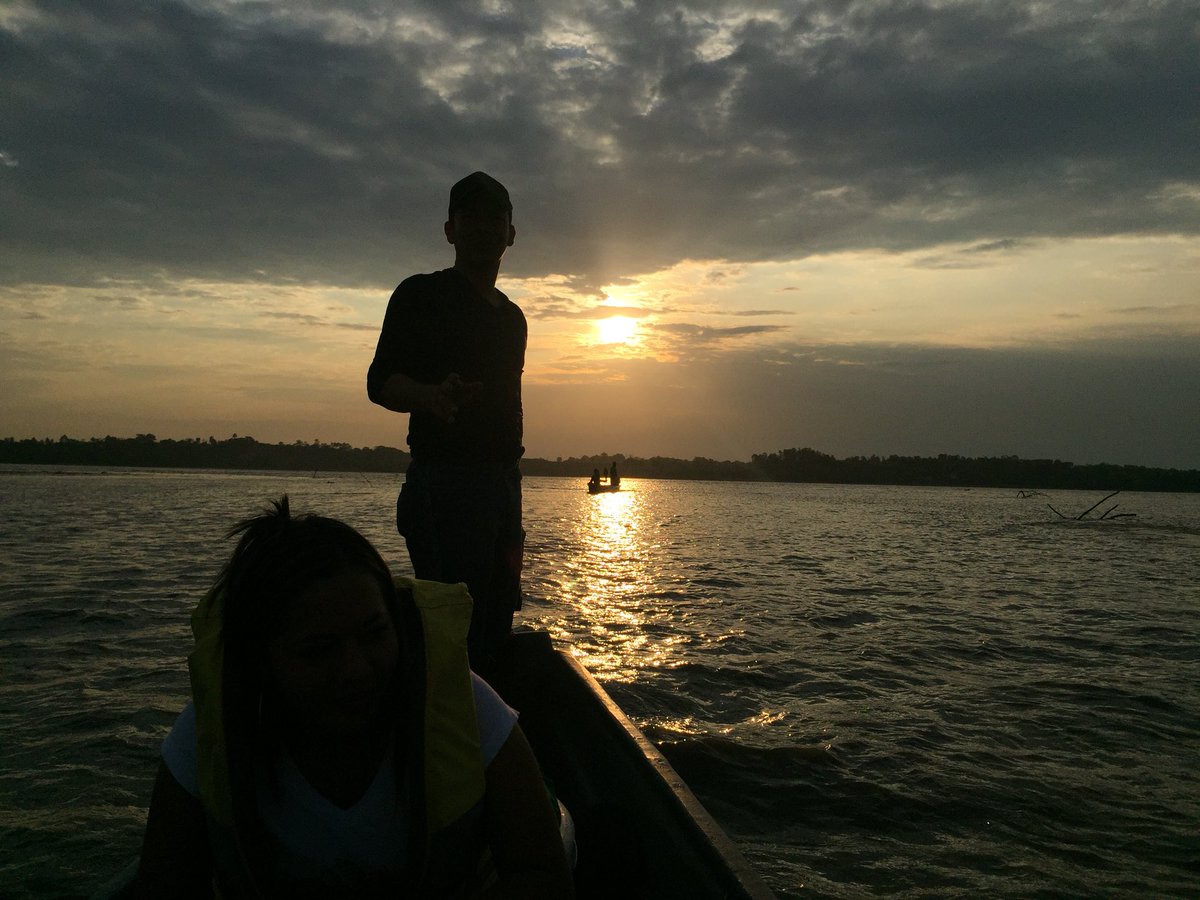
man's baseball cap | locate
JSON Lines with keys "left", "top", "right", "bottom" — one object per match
{"left": 448, "top": 171, "right": 512, "bottom": 218}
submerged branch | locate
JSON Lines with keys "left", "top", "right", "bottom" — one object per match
{"left": 1048, "top": 492, "right": 1136, "bottom": 522}
{"left": 1076, "top": 490, "right": 1121, "bottom": 520}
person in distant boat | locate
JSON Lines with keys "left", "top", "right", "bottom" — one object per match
{"left": 609, "top": 461, "right": 619, "bottom": 489}
{"left": 135, "top": 496, "right": 572, "bottom": 899}
{"left": 367, "top": 172, "right": 526, "bottom": 673}
{"left": 589, "top": 468, "right": 601, "bottom": 488}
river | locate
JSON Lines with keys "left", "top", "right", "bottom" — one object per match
{"left": 1, "top": 467, "right": 1197, "bottom": 897}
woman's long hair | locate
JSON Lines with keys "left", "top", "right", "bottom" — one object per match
{"left": 212, "top": 497, "right": 404, "bottom": 824}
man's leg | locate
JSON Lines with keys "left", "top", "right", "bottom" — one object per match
{"left": 398, "top": 461, "right": 504, "bottom": 669}
{"left": 478, "top": 466, "right": 523, "bottom": 663}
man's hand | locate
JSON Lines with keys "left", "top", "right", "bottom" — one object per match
{"left": 429, "top": 373, "right": 483, "bottom": 422}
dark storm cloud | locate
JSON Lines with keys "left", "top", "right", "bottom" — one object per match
{"left": 2, "top": 0, "right": 1197, "bottom": 288}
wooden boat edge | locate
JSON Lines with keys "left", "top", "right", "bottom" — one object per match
{"left": 490, "top": 630, "right": 779, "bottom": 899}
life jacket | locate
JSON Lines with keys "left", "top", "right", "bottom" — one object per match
{"left": 188, "top": 574, "right": 488, "bottom": 898}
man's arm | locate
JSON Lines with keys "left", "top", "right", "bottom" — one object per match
{"left": 367, "top": 279, "right": 423, "bottom": 410}
{"left": 373, "top": 371, "right": 479, "bottom": 422}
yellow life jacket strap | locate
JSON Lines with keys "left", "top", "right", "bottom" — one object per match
{"left": 396, "top": 576, "right": 487, "bottom": 833}
{"left": 187, "top": 582, "right": 236, "bottom": 829}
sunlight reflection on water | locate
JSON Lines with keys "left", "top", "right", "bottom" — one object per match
{"left": 524, "top": 481, "right": 691, "bottom": 681}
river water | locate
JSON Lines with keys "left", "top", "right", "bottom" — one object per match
{"left": 1, "top": 467, "right": 1197, "bottom": 898}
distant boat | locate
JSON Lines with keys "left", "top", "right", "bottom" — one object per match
{"left": 587, "top": 481, "right": 620, "bottom": 494}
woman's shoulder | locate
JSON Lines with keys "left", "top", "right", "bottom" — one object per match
{"left": 160, "top": 701, "right": 200, "bottom": 796}
{"left": 470, "top": 673, "right": 518, "bottom": 766}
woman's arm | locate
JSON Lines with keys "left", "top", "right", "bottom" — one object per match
{"left": 481, "top": 725, "right": 575, "bottom": 899}
{"left": 134, "top": 760, "right": 213, "bottom": 899}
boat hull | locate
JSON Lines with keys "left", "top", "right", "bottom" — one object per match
{"left": 489, "top": 630, "right": 776, "bottom": 899}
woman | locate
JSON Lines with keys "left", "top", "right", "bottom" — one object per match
{"left": 136, "top": 496, "right": 573, "bottom": 898}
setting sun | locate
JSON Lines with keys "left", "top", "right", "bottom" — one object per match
{"left": 596, "top": 315, "right": 638, "bottom": 345}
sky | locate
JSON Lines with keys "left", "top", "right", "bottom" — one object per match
{"left": 2, "top": 0, "right": 1198, "bottom": 468}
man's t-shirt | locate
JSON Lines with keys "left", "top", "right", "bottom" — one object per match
{"left": 367, "top": 267, "right": 526, "bottom": 466}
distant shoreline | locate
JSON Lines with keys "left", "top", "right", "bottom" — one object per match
{"left": 3, "top": 435, "right": 1197, "bottom": 492}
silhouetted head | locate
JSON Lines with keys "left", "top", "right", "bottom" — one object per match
{"left": 445, "top": 172, "right": 516, "bottom": 268}
{"left": 215, "top": 496, "right": 402, "bottom": 739}
{"left": 447, "top": 171, "right": 512, "bottom": 221}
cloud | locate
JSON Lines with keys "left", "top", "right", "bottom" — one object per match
{"left": 912, "top": 238, "right": 1030, "bottom": 269}
{"left": 2, "top": 0, "right": 1196, "bottom": 291}
{"left": 644, "top": 321, "right": 787, "bottom": 358}
{"left": 529, "top": 303, "right": 653, "bottom": 320}
{"left": 257, "top": 309, "right": 375, "bottom": 330}
{"left": 1109, "top": 303, "right": 1197, "bottom": 316}
{"left": 91, "top": 293, "right": 151, "bottom": 309}
{"left": 653, "top": 322, "right": 785, "bottom": 338}
{"left": 726, "top": 309, "right": 793, "bottom": 316}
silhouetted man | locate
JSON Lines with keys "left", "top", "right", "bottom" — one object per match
{"left": 367, "top": 172, "right": 525, "bottom": 671}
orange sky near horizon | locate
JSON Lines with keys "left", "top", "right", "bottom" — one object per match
{"left": 3, "top": 234, "right": 1197, "bottom": 467}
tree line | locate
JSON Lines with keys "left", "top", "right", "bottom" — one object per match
{"left": 0, "top": 434, "right": 410, "bottom": 473}
{"left": 2, "top": 434, "right": 1197, "bottom": 492}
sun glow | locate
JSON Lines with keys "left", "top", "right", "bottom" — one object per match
{"left": 596, "top": 315, "right": 638, "bottom": 345}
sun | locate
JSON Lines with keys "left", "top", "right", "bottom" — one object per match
{"left": 596, "top": 315, "right": 638, "bottom": 345}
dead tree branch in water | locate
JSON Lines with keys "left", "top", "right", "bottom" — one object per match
{"left": 1047, "top": 490, "right": 1135, "bottom": 520}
